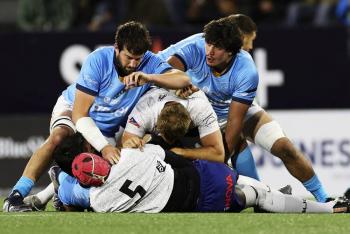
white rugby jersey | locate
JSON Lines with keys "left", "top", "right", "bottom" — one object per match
{"left": 125, "top": 88, "right": 220, "bottom": 138}
{"left": 89, "top": 144, "right": 174, "bottom": 213}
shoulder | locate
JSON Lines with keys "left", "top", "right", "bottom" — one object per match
{"left": 135, "top": 88, "right": 165, "bottom": 112}
{"left": 235, "top": 50, "right": 256, "bottom": 70}
{"left": 84, "top": 46, "right": 114, "bottom": 68}
{"left": 89, "top": 46, "right": 114, "bottom": 60}
{"left": 139, "top": 51, "right": 171, "bottom": 72}
{"left": 233, "top": 50, "right": 258, "bottom": 80}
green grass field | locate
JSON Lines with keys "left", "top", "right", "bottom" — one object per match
{"left": 0, "top": 198, "right": 349, "bottom": 234}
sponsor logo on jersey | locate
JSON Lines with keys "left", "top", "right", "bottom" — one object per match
{"left": 202, "top": 113, "right": 216, "bottom": 127}
{"left": 158, "top": 94, "right": 167, "bottom": 101}
{"left": 156, "top": 160, "right": 166, "bottom": 173}
{"left": 128, "top": 117, "right": 140, "bottom": 128}
{"left": 224, "top": 174, "right": 234, "bottom": 210}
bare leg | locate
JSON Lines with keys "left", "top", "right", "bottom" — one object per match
{"left": 243, "top": 110, "right": 328, "bottom": 201}
{"left": 23, "top": 126, "right": 72, "bottom": 182}
{"left": 271, "top": 137, "right": 314, "bottom": 182}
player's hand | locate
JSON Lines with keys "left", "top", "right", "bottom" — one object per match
{"left": 122, "top": 134, "right": 152, "bottom": 151}
{"left": 122, "top": 136, "right": 145, "bottom": 150}
{"left": 101, "top": 145, "right": 120, "bottom": 165}
{"left": 175, "top": 85, "right": 199, "bottom": 99}
{"left": 122, "top": 72, "right": 151, "bottom": 90}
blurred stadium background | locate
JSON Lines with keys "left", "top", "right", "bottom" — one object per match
{"left": 0, "top": 0, "right": 349, "bottom": 198}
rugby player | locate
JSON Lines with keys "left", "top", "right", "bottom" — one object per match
{"left": 122, "top": 87, "right": 225, "bottom": 162}
{"left": 49, "top": 133, "right": 350, "bottom": 213}
{"left": 3, "top": 21, "right": 190, "bottom": 212}
{"left": 157, "top": 15, "right": 328, "bottom": 202}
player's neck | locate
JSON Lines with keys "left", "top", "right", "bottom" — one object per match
{"left": 211, "top": 56, "right": 234, "bottom": 77}
{"left": 113, "top": 51, "right": 129, "bottom": 77}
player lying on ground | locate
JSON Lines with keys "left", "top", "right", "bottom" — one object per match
{"left": 28, "top": 133, "right": 350, "bottom": 213}
{"left": 20, "top": 92, "right": 289, "bottom": 211}
{"left": 157, "top": 14, "right": 328, "bottom": 202}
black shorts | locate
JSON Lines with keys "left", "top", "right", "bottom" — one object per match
{"left": 161, "top": 151, "right": 200, "bottom": 212}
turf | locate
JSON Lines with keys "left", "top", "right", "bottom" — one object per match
{"left": 0, "top": 198, "right": 349, "bottom": 234}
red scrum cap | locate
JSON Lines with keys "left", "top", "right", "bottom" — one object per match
{"left": 72, "top": 153, "right": 111, "bottom": 187}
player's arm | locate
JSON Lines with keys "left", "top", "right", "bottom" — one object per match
{"left": 150, "top": 68, "right": 191, "bottom": 89}
{"left": 121, "top": 131, "right": 141, "bottom": 145}
{"left": 167, "top": 55, "right": 186, "bottom": 71}
{"left": 72, "top": 90, "right": 119, "bottom": 164}
{"left": 123, "top": 68, "right": 190, "bottom": 90}
{"left": 121, "top": 131, "right": 144, "bottom": 149}
{"left": 123, "top": 51, "right": 191, "bottom": 90}
{"left": 224, "top": 101, "right": 250, "bottom": 156}
{"left": 170, "top": 130, "right": 225, "bottom": 162}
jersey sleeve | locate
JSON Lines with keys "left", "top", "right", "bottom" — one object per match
{"left": 173, "top": 43, "right": 201, "bottom": 71}
{"left": 231, "top": 68, "right": 259, "bottom": 105}
{"left": 75, "top": 51, "right": 103, "bottom": 96}
{"left": 144, "top": 52, "right": 173, "bottom": 74}
{"left": 57, "top": 172, "right": 90, "bottom": 208}
{"left": 190, "top": 96, "right": 220, "bottom": 138}
{"left": 124, "top": 103, "right": 149, "bottom": 137}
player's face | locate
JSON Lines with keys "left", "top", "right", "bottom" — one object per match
{"left": 116, "top": 47, "right": 144, "bottom": 75}
{"left": 205, "top": 43, "right": 233, "bottom": 69}
{"left": 242, "top": 31, "right": 256, "bottom": 52}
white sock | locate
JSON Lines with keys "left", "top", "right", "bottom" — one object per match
{"left": 36, "top": 183, "right": 55, "bottom": 204}
{"left": 238, "top": 175, "right": 334, "bottom": 213}
{"left": 257, "top": 188, "right": 333, "bottom": 213}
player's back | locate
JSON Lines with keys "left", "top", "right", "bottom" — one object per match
{"left": 89, "top": 144, "right": 174, "bottom": 213}
{"left": 126, "top": 87, "right": 219, "bottom": 138}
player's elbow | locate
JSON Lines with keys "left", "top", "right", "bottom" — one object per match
{"left": 211, "top": 145, "right": 225, "bottom": 163}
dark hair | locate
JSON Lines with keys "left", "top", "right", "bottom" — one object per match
{"left": 52, "top": 133, "right": 87, "bottom": 176}
{"left": 114, "top": 21, "right": 151, "bottom": 55}
{"left": 203, "top": 18, "right": 242, "bottom": 55}
{"left": 226, "top": 14, "right": 257, "bottom": 35}
{"left": 156, "top": 102, "right": 191, "bottom": 143}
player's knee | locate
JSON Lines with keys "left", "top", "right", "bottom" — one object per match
{"left": 271, "top": 138, "right": 299, "bottom": 162}
{"left": 254, "top": 120, "right": 285, "bottom": 152}
{"left": 47, "top": 129, "right": 70, "bottom": 148}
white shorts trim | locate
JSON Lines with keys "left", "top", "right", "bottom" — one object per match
{"left": 218, "top": 100, "right": 264, "bottom": 131}
{"left": 49, "top": 95, "right": 74, "bottom": 133}
{"left": 244, "top": 100, "right": 263, "bottom": 122}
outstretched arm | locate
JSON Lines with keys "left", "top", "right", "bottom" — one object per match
{"left": 123, "top": 69, "right": 191, "bottom": 90}
{"left": 170, "top": 130, "right": 225, "bottom": 162}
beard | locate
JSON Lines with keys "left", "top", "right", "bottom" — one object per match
{"left": 115, "top": 55, "right": 137, "bottom": 77}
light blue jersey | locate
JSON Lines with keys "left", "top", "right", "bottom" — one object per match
{"left": 63, "top": 46, "right": 172, "bottom": 137}
{"left": 158, "top": 33, "right": 259, "bottom": 121}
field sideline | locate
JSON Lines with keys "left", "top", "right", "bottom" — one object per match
{"left": 0, "top": 198, "right": 349, "bottom": 234}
